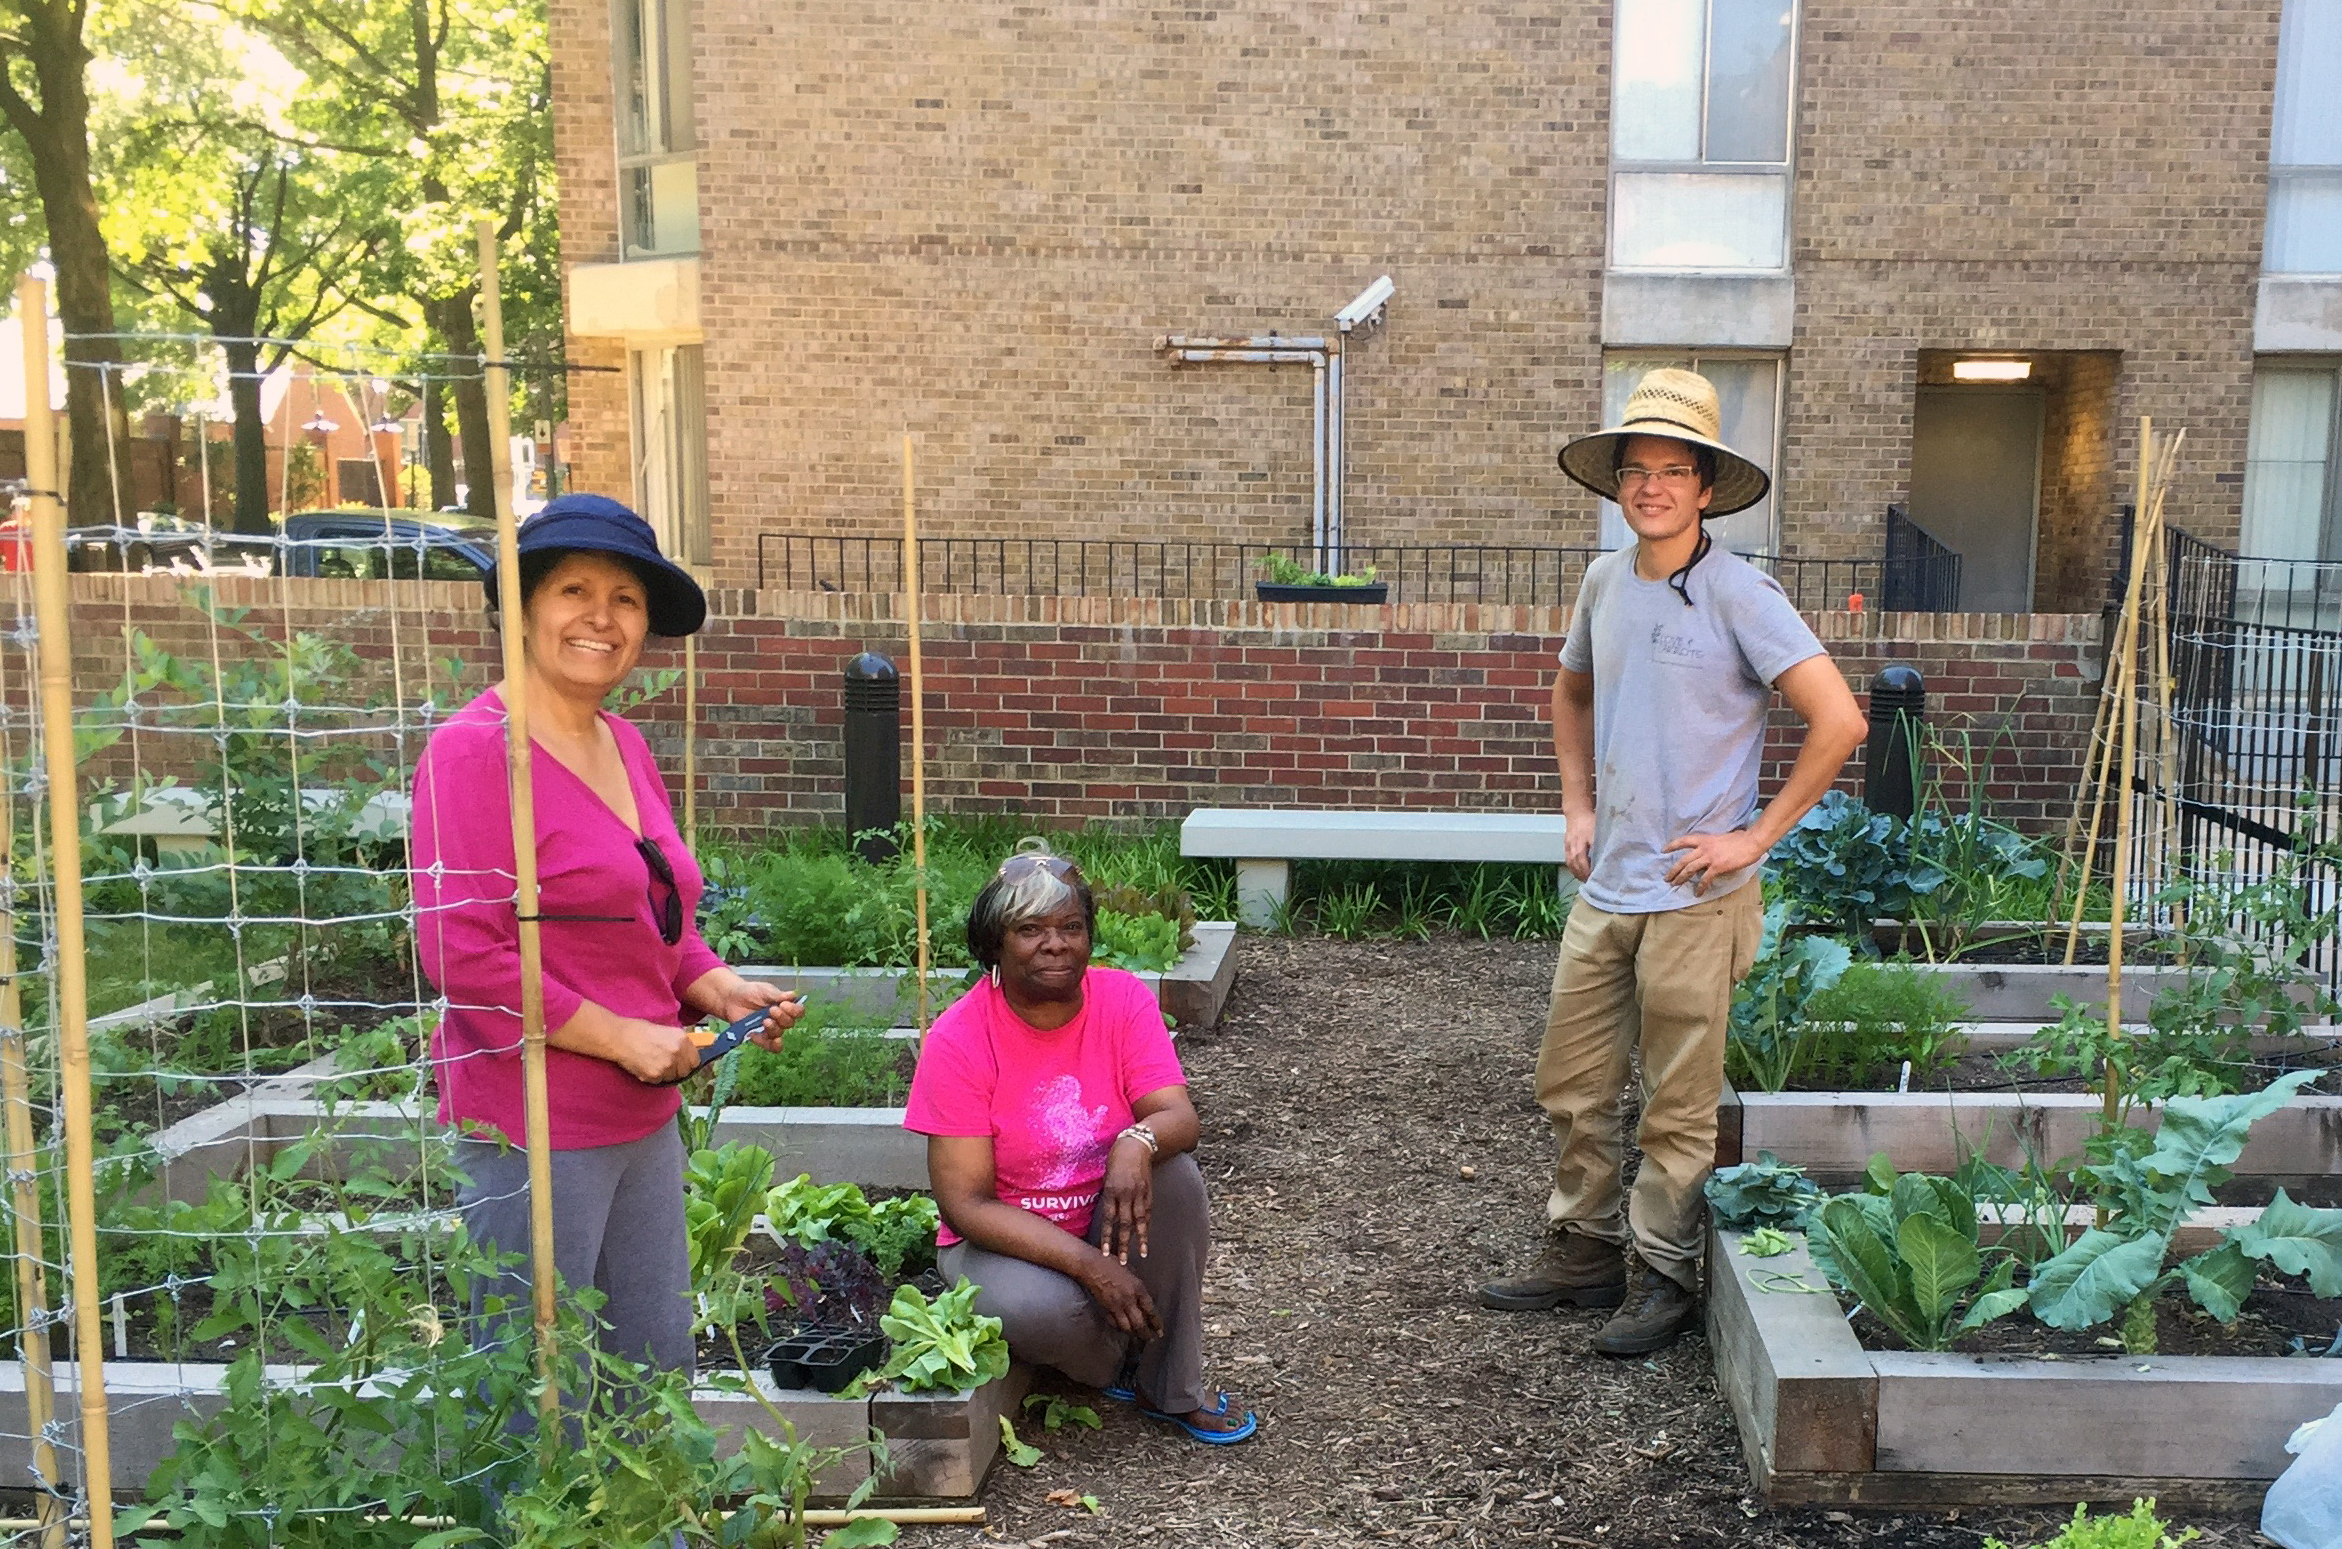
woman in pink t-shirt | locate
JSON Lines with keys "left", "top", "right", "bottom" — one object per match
{"left": 411, "top": 495, "right": 805, "bottom": 1375}
{"left": 904, "top": 849, "right": 1255, "bottom": 1443}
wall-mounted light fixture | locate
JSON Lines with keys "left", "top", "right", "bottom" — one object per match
{"left": 1952, "top": 358, "right": 2031, "bottom": 383}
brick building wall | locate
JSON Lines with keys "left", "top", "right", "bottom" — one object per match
{"left": 30, "top": 576, "right": 2102, "bottom": 837}
{"left": 548, "top": 0, "right": 2280, "bottom": 593}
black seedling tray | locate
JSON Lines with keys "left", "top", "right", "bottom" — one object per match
{"left": 766, "top": 1323, "right": 888, "bottom": 1393}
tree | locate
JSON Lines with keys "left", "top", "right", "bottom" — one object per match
{"left": 106, "top": 7, "right": 390, "bottom": 531}
{"left": 223, "top": 0, "right": 557, "bottom": 519}
{"left": 0, "top": 0, "right": 137, "bottom": 525}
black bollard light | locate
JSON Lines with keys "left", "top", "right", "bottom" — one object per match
{"left": 1865, "top": 665, "right": 1926, "bottom": 820}
{"left": 841, "top": 651, "right": 901, "bottom": 863}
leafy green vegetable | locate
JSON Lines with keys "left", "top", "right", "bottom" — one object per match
{"left": 1704, "top": 1152, "right": 1825, "bottom": 1230}
{"left": 1725, "top": 904, "right": 1856, "bottom": 1093}
{"left": 1982, "top": 1498, "right": 2199, "bottom": 1549}
{"left": 850, "top": 1280, "right": 1011, "bottom": 1395}
{"left": 1740, "top": 1227, "right": 1796, "bottom": 1258}
{"left": 2028, "top": 1070, "right": 2342, "bottom": 1351}
{"left": 685, "top": 1142, "right": 777, "bottom": 1295}
{"left": 1024, "top": 1392, "right": 1102, "bottom": 1432}
{"left": 765, "top": 1175, "right": 940, "bottom": 1281}
{"left": 1809, "top": 1166, "right": 2023, "bottom": 1351}
{"left": 997, "top": 1415, "right": 1041, "bottom": 1467}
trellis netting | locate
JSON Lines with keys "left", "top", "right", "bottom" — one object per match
{"left": 0, "top": 298, "right": 623, "bottom": 1544}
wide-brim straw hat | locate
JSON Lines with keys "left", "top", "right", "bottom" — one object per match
{"left": 1556, "top": 367, "right": 1771, "bottom": 518}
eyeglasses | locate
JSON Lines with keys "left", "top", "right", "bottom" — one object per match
{"left": 1616, "top": 465, "right": 1701, "bottom": 489}
{"left": 637, "top": 836, "right": 683, "bottom": 946}
{"left": 996, "top": 852, "right": 1080, "bottom": 884}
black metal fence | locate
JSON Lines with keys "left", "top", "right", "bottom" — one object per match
{"left": 2116, "top": 516, "right": 2342, "bottom": 993}
{"left": 1881, "top": 504, "right": 1963, "bottom": 612}
{"left": 756, "top": 517, "right": 1967, "bottom": 615}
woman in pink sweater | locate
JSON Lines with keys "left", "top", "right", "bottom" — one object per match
{"left": 410, "top": 494, "right": 803, "bottom": 1372}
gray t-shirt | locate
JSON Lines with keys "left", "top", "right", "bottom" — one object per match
{"left": 1559, "top": 546, "right": 1826, "bottom": 914}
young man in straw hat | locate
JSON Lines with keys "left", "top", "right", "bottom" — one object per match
{"left": 1479, "top": 367, "right": 1867, "bottom": 1355}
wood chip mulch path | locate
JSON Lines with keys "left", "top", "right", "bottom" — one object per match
{"left": 896, "top": 934, "right": 2271, "bottom": 1549}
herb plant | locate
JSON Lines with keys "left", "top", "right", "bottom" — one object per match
{"left": 1798, "top": 960, "right": 1972, "bottom": 1086}
{"left": 1257, "top": 551, "right": 1378, "bottom": 587}
{"left": 1982, "top": 1499, "right": 2200, "bottom": 1549}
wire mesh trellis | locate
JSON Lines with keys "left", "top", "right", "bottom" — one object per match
{"left": 0, "top": 272, "right": 600, "bottom": 1544}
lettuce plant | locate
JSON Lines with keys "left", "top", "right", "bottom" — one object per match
{"left": 1810, "top": 1169, "right": 2025, "bottom": 1351}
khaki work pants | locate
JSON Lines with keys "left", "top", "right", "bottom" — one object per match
{"left": 1535, "top": 880, "right": 1763, "bottom": 1292}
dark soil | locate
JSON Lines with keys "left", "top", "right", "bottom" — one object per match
{"left": 1856, "top": 1281, "right": 2342, "bottom": 1359}
{"left": 892, "top": 934, "right": 2268, "bottom": 1549}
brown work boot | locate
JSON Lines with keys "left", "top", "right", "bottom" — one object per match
{"left": 1477, "top": 1232, "right": 1627, "bottom": 1311}
{"left": 1592, "top": 1267, "right": 1698, "bottom": 1356}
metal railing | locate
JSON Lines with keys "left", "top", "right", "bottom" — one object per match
{"left": 1882, "top": 504, "right": 1963, "bottom": 613}
{"left": 754, "top": 527, "right": 1963, "bottom": 614}
{"left": 2115, "top": 513, "right": 2341, "bottom": 993}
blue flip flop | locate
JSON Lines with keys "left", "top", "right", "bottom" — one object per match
{"left": 1138, "top": 1401, "right": 1257, "bottom": 1445}
{"left": 1103, "top": 1382, "right": 1230, "bottom": 1414}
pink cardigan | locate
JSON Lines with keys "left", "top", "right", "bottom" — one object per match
{"left": 410, "top": 689, "right": 724, "bottom": 1148}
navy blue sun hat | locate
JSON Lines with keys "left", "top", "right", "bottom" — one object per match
{"left": 483, "top": 493, "right": 708, "bottom": 637}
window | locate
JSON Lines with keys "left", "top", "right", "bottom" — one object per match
{"left": 1609, "top": 0, "right": 1797, "bottom": 271}
{"left": 1597, "top": 352, "right": 1782, "bottom": 557}
{"left": 2242, "top": 364, "right": 2339, "bottom": 562}
{"left": 613, "top": 0, "right": 700, "bottom": 259}
{"left": 2269, "top": 0, "right": 2342, "bottom": 274}
{"left": 630, "top": 344, "right": 711, "bottom": 568}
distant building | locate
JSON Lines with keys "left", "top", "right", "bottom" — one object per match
{"left": 550, "top": 0, "right": 2342, "bottom": 611}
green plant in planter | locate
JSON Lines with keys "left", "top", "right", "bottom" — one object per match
{"left": 1983, "top": 1499, "right": 2199, "bottom": 1549}
{"left": 2027, "top": 1069, "right": 2342, "bottom": 1354}
{"left": 1724, "top": 903, "right": 1856, "bottom": 1093}
{"left": 1258, "top": 550, "right": 1379, "bottom": 588}
{"left": 1766, "top": 791, "right": 1945, "bottom": 946}
{"left": 686, "top": 1141, "right": 777, "bottom": 1296}
{"left": 1809, "top": 1167, "right": 2026, "bottom": 1352}
{"left": 847, "top": 1279, "right": 1011, "bottom": 1395}
{"left": 1797, "top": 960, "right": 1972, "bottom": 1086}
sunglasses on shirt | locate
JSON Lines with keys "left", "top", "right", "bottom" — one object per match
{"left": 535, "top": 835, "right": 684, "bottom": 947}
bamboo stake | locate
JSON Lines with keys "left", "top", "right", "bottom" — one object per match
{"left": 903, "top": 434, "right": 930, "bottom": 1037}
{"left": 683, "top": 565, "right": 700, "bottom": 845}
{"left": 475, "top": 221, "right": 562, "bottom": 1430}
{"left": 2054, "top": 614, "right": 2120, "bottom": 927}
{"left": 2147, "top": 438, "right": 2185, "bottom": 953}
{"left": 19, "top": 273, "right": 117, "bottom": 1549}
{"left": 4, "top": 286, "right": 65, "bottom": 1549}
{"left": 2063, "top": 418, "right": 2158, "bottom": 965}
{"left": 2102, "top": 418, "right": 2172, "bottom": 1145}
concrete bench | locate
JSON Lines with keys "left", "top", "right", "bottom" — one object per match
{"left": 1179, "top": 807, "right": 1573, "bottom": 927}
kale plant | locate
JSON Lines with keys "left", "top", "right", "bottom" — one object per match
{"left": 1767, "top": 791, "right": 1945, "bottom": 945}
{"left": 1704, "top": 1152, "right": 1826, "bottom": 1231}
{"left": 1809, "top": 1167, "right": 2026, "bottom": 1352}
{"left": 1724, "top": 903, "right": 1855, "bottom": 1093}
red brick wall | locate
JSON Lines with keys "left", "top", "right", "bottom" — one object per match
{"left": 22, "top": 577, "right": 2102, "bottom": 835}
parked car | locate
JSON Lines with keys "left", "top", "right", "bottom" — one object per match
{"left": 37, "top": 511, "right": 496, "bottom": 581}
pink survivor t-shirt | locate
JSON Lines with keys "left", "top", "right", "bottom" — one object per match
{"left": 903, "top": 968, "right": 1186, "bottom": 1246}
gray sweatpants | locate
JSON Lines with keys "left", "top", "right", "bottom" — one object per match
{"left": 456, "top": 1125, "right": 695, "bottom": 1377}
{"left": 939, "top": 1152, "right": 1211, "bottom": 1415}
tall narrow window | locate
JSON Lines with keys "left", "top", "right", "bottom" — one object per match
{"left": 630, "top": 345, "right": 712, "bottom": 568}
{"left": 614, "top": 0, "right": 701, "bottom": 259}
{"left": 2270, "top": 0, "right": 2342, "bottom": 274}
{"left": 2242, "top": 365, "right": 2339, "bottom": 562}
{"left": 1597, "top": 352, "right": 1782, "bottom": 557}
{"left": 1609, "top": 0, "right": 1796, "bottom": 271}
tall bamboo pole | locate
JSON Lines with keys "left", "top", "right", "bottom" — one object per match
{"left": 5, "top": 283, "right": 65, "bottom": 1549}
{"left": 683, "top": 578, "right": 699, "bottom": 845}
{"left": 902, "top": 436, "right": 930, "bottom": 1037}
{"left": 474, "top": 223, "right": 561, "bottom": 1428}
{"left": 19, "top": 273, "right": 117, "bottom": 1548}
{"left": 2101, "top": 418, "right": 2163, "bottom": 1142}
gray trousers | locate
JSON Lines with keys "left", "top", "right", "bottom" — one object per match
{"left": 456, "top": 1124, "right": 695, "bottom": 1377}
{"left": 939, "top": 1152, "right": 1211, "bottom": 1415}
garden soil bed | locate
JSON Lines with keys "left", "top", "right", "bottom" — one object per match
{"left": 890, "top": 934, "right": 2272, "bottom": 1549}
{"left": 1783, "top": 1038, "right": 2342, "bottom": 1096}
{"left": 1854, "top": 1281, "right": 2340, "bottom": 1359}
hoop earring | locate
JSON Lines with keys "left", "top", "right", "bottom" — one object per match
{"left": 990, "top": 964, "right": 1001, "bottom": 989}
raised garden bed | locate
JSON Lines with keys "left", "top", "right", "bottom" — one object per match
{"left": 738, "top": 919, "right": 1238, "bottom": 1029}
{"left": 1705, "top": 1222, "right": 2342, "bottom": 1508}
{"left": 1714, "top": 1080, "right": 2342, "bottom": 1190}
{"left": 0, "top": 1356, "right": 1028, "bottom": 1501}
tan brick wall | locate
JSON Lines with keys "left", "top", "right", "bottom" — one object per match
{"left": 551, "top": 0, "right": 2279, "bottom": 590}
{"left": 1784, "top": 0, "right": 2277, "bottom": 568}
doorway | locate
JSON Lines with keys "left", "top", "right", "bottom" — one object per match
{"left": 1910, "top": 385, "right": 2044, "bottom": 613}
